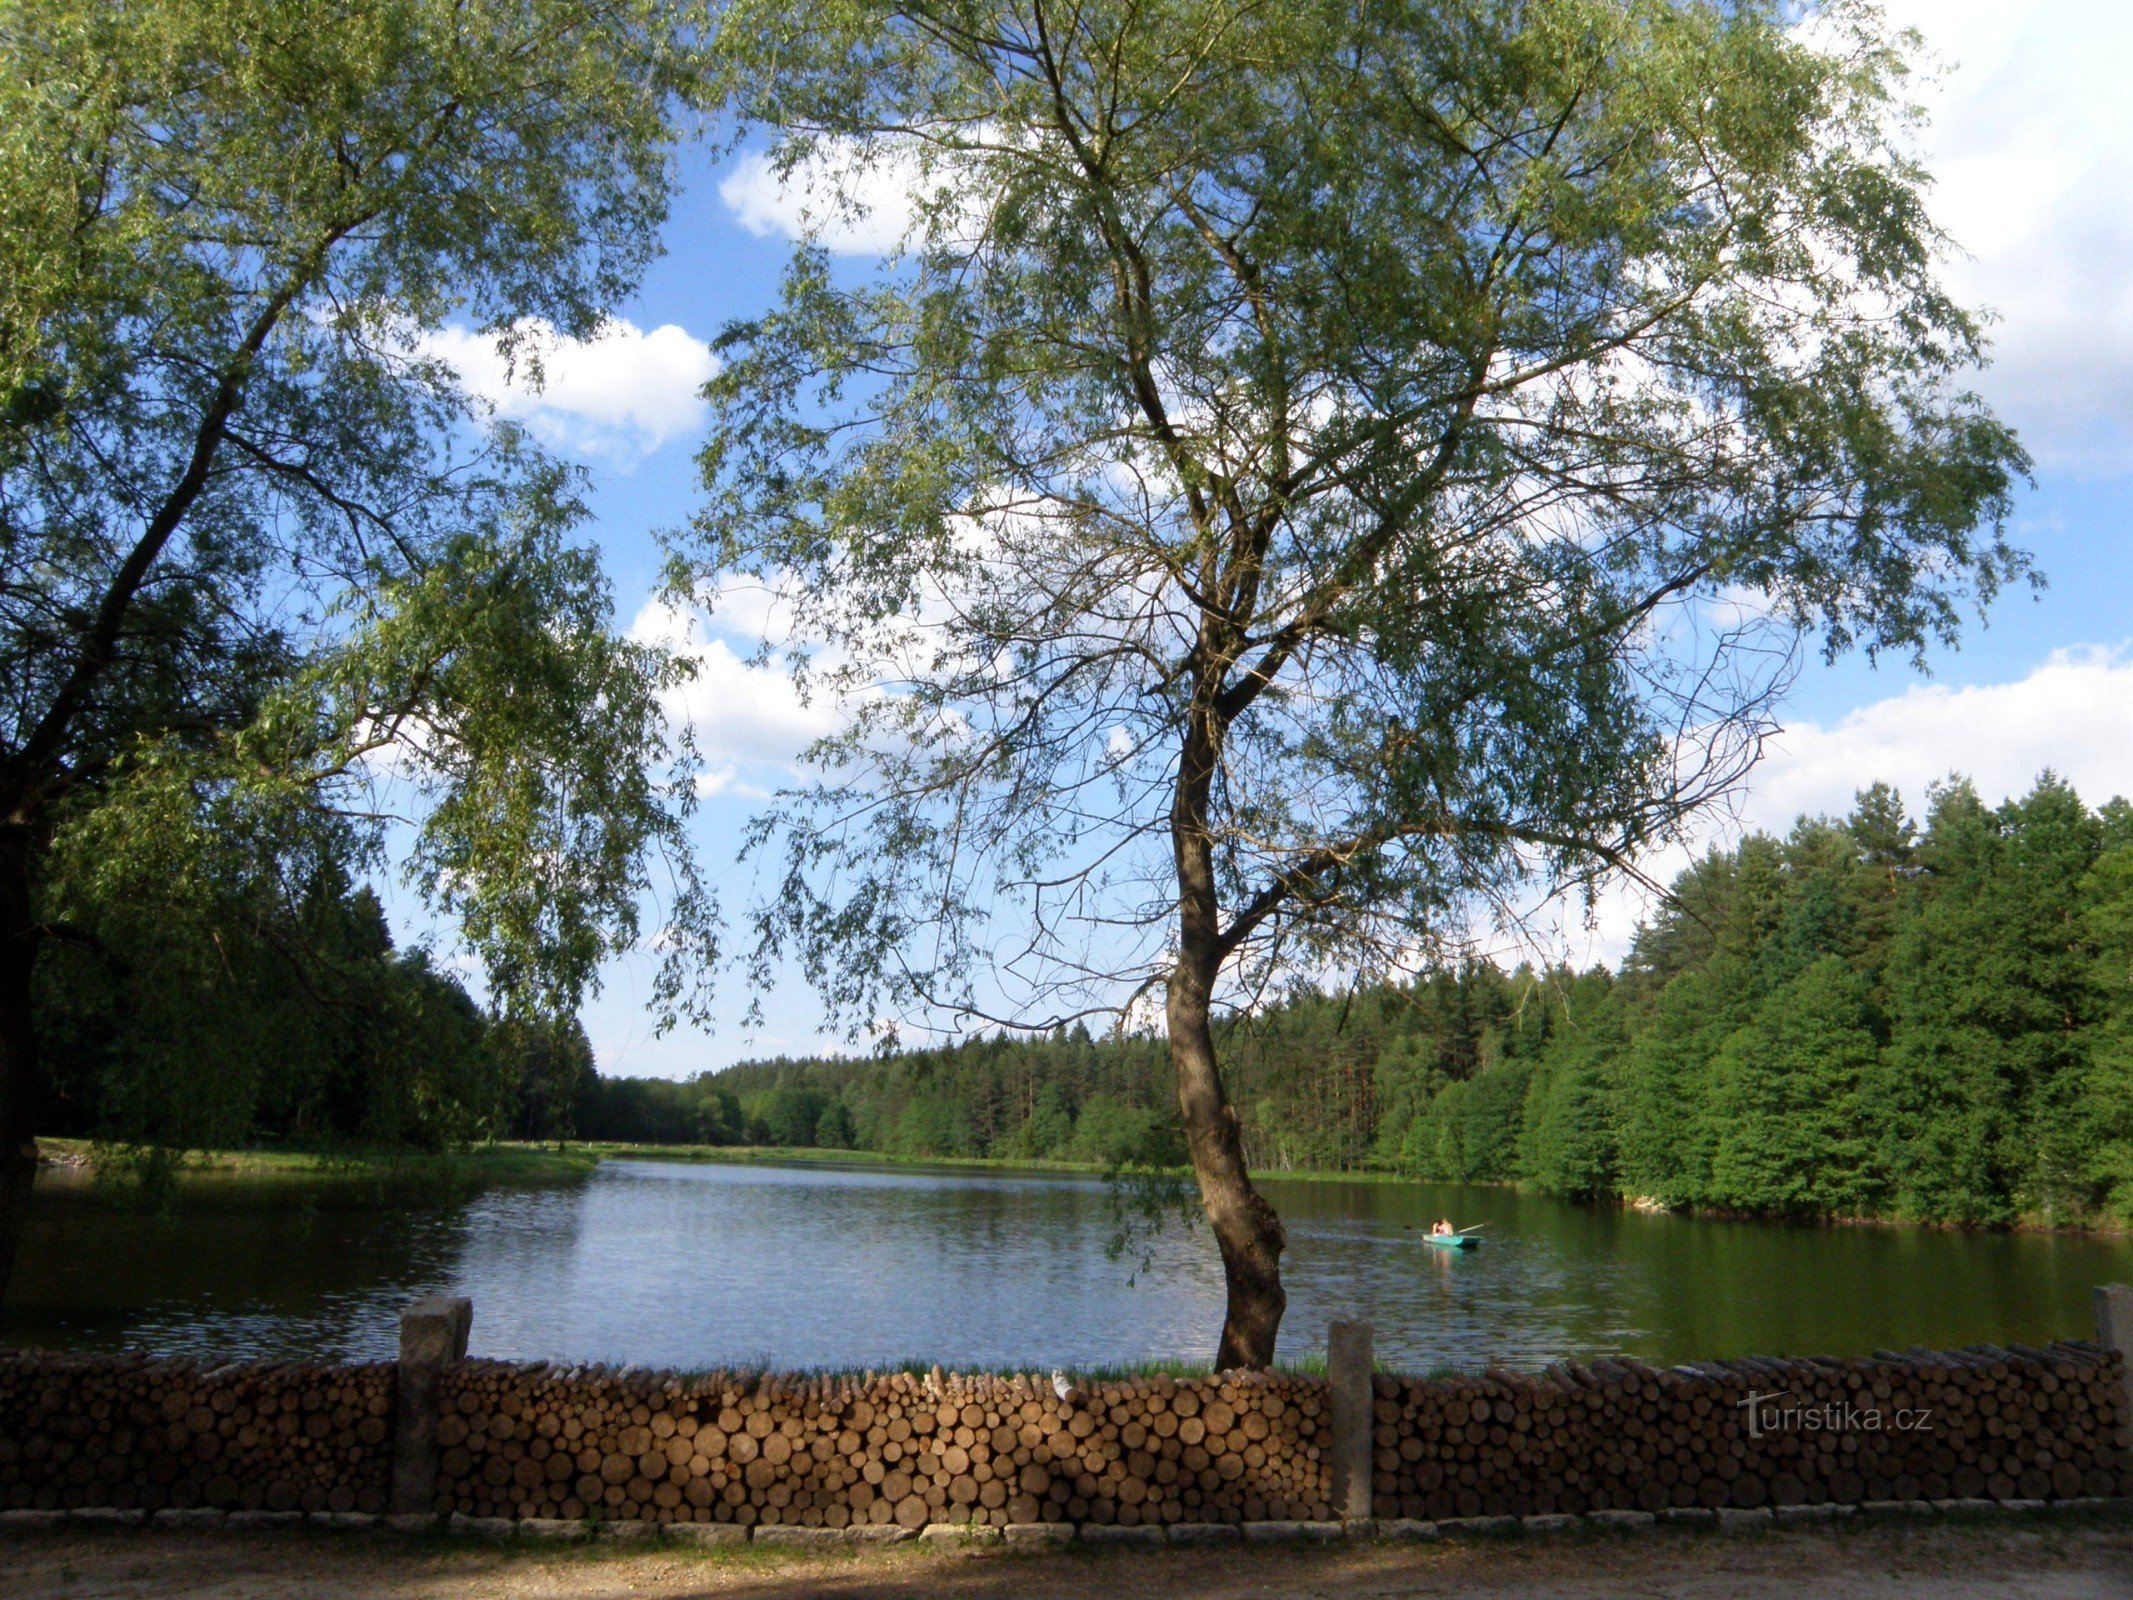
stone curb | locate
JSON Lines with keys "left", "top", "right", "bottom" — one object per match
{"left": 842, "top": 1524, "right": 918, "bottom": 1544}
{"left": 752, "top": 1525, "right": 848, "bottom": 1548}
{"left": 446, "top": 1514, "right": 518, "bottom": 1539}
{"left": 917, "top": 1523, "right": 1003, "bottom": 1543}
{"left": 7, "top": 1497, "right": 2126, "bottom": 1544}
{"left": 513, "top": 1518, "right": 592, "bottom": 1542}
{"left": 67, "top": 1508, "right": 148, "bottom": 1528}
{"left": 1003, "top": 1523, "right": 1076, "bottom": 1545}
{"left": 664, "top": 1522, "right": 751, "bottom": 1546}
{"left": 1774, "top": 1503, "right": 1855, "bottom": 1524}
{"left": 1373, "top": 1518, "right": 1440, "bottom": 1540}
{"left": 1079, "top": 1523, "right": 1166, "bottom": 1546}
{"left": 227, "top": 1511, "right": 306, "bottom": 1531}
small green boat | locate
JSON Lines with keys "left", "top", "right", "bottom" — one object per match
{"left": 1422, "top": 1231, "right": 1480, "bottom": 1251}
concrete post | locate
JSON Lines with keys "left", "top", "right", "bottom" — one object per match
{"left": 390, "top": 1296, "right": 472, "bottom": 1515}
{"left": 1327, "top": 1319, "right": 1374, "bottom": 1522}
{"left": 2093, "top": 1284, "right": 2133, "bottom": 1481}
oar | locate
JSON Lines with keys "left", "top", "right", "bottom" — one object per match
{"left": 1456, "top": 1223, "right": 1487, "bottom": 1233}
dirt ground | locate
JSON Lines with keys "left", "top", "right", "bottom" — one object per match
{"left": 10, "top": 1516, "right": 2133, "bottom": 1600}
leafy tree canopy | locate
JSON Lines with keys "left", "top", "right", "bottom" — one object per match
{"left": 0, "top": 0, "right": 720, "bottom": 1296}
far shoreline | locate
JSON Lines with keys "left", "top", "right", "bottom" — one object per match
{"left": 33, "top": 1135, "right": 2132, "bottom": 1238}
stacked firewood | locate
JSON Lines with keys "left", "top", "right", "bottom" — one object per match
{"left": 0, "top": 1352, "right": 393, "bottom": 1512}
{"left": 1371, "top": 1343, "right": 2130, "bottom": 1520}
{"left": 4, "top": 1338, "right": 2120, "bottom": 1525}
{"left": 434, "top": 1361, "right": 1330, "bottom": 1525}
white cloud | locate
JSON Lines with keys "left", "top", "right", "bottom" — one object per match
{"left": 1734, "top": 643, "right": 2133, "bottom": 829}
{"left": 420, "top": 318, "right": 717, "bottom": 460}
{"left": 1545, "top": 643, "right": 2133, "bottom": 970}
{"left": 1882, "top": 1, "right": 2133, "bottom": 473}
{"left": 628, "top": 597, "right": 844, "bottom": 776}
{"left": 718, "top": 139, "right": 931, "bottom": 256}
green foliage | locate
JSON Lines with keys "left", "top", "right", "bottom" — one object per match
{"left": 1704, "top": 957, "right": 1881, "bottom": 1216}
{"left": 1615, "top": 960, "right": 1743, "bottom": 1206}
{"left": 38, "top": 854, "right": 576, "bottom": 1152}
{"left": 758, "top": 1087, "right": 833, "bottom": 1149}
{"left": 1517, "top": 973, "right": 1626, "bottom": 1200}
{"left": 2080, "top": 845, "right": 2133, "bottom": 1221}
{"left": 0, "top": 0, "right": 721, "bottom": 1181}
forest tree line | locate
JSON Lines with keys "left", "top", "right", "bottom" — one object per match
{"left": 39, "top": 855, "right": 598, "bottom": 1155}
{"left": 583, "top": 774, "right": 2133, "bottom": 1228}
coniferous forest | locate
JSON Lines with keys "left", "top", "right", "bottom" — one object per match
{"left": 586, "top": 775, "right": 2133, "bottom": 1230}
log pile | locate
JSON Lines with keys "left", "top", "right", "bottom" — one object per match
{"left": 1, "top": 1338, "right": 2121, "bottom": 1525}
{"left": 1372, "top": 1343, "right": 2130, "bottom": 1520}
{"left": 0, "top": 1351, "right": 393, "bottom": 1513}
{"left": 434, "top": 1362, "right": 1330, "bottom": 1526}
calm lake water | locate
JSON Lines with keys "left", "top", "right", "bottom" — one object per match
{"left": 13, "top": 1157, "right": 2133, "bottom": 1372}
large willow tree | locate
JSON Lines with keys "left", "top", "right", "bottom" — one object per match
{"left": 693, "top": 0, "right": 2028, "bottom": 1365}
{"left": 0, "top": 0, "right": 718, "bottom": 1301}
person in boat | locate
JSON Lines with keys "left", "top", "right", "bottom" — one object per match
{"left": 1429, "top": 1218, "right": 1456, "bottom": 1237}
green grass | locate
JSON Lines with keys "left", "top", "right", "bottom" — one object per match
{"left": 36, "top": 1136, "right": 598, "bottom": 1188}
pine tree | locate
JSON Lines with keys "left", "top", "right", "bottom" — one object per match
{"left": 1618, "top": 958, "right": 1748, "bottom": 1206}
{"left": 1517, "top": 972, "right": 1626, "bottom": 1200}
{"left": 1705, "top": 957, "right": 1882, "bottom": 1216}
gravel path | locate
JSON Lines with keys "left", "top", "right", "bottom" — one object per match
{"left": 10, "top": 1517, "right": 2133, "bottom": 1600}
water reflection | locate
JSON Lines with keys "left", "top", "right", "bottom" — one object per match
{"left": 12, "top": 1159, "right": 2132, "bottom": 1371}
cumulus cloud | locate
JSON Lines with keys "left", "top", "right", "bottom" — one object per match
{"left": 718, "top": 139, "right": 933, "bottom": 256}
{"left": 1734, "top": 644, "right": 2133, "bottom": 829}
{"left": 1883, "top": 1, "right": 2133, "bottom": 473}
{"left": 420, "top": 318, "right": 717, "bottom": 460}
{"left": 627, "top": 597, "right": 844, "bottom": 778}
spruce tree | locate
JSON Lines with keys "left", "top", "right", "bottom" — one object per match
{"left": 1706, "top": 956, "right": 1882, "bottom": 1216}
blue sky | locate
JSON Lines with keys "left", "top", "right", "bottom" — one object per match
{"left": 409, "top": 2, "right": 2133, "bottom": 1078}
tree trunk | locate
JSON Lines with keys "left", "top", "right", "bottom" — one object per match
{"left": 1169, "top": 679, "right": 1286, "bottom": 1368}
{"left": 1168, "top": 968, "right": 1287, "bottom": 1369}
{"left": 0, "top": 842, "right": 41, "bottom": 1309}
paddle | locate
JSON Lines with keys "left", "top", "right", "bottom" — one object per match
{"left": 1455, "top": 1224, "right": 1487, "bottom": 1233}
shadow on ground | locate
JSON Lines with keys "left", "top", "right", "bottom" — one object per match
{"left": 10, "top": 1518, "right": 2133, "bottom": 1600}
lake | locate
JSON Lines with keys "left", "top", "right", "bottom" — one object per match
{"left": 13, "top": 1156, "right": 2133, "bottom": 1371}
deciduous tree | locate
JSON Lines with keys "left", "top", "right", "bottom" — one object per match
{"left": 694, "top": 0, "right": 2028, "bottom": 1363}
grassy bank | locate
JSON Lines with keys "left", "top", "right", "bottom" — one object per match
{"left": 35, "top": 1136, "right": 598, "bottom": 1187}
{"left": 583, "top": 1141, "right": 1123, "bottom": 1176}
{"left": 585, "top": 1140, "right": 1412, "bottom": 1186}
